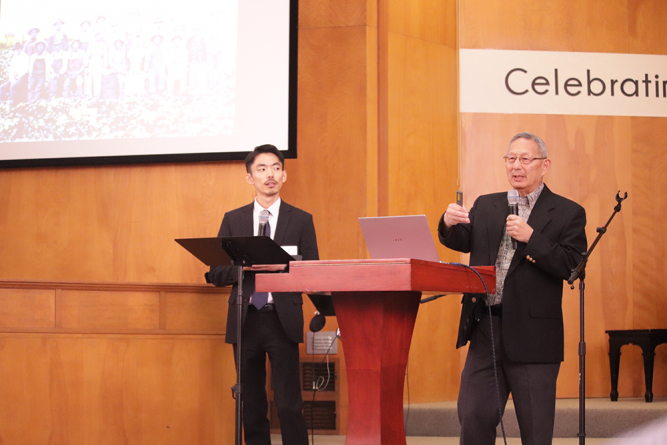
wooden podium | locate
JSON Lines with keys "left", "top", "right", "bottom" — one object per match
{"left": 256, "top": 258, "right": 494, "bottom": 445}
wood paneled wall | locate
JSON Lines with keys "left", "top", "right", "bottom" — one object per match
{"left": 386, "top": 0, "right": 462, "bottom": 403}
{"left": 0, "top": 281, "right": 234, "bottom": 444}
{"left": 459, "top": 0, "right": 667, "bottom": 399}
{"left": 0, "top": 0, "right": 666, "bottom": 441}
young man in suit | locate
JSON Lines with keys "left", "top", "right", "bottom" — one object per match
{"left": 439, "top": 133, "right": 587, "bottom": 445}
{"left": 207, "top": 144, "right": 318, "bottom": 445}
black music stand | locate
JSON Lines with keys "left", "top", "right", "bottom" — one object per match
{"left": 175, "top": 236, "right": 294, "bottom": 445}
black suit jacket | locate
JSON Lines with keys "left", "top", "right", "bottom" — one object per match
{"left": 438, "top": 185, "right": 587, "bottom": 363}
{"left": 207, "top": 201, "right": 319, "bottom": 345}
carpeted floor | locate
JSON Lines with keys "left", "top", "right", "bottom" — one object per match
{"left": 269, "top": 397, "right": 667, "bottom": 444}
{"left": 272, "top": 435, "right": 614, "bottom": 444}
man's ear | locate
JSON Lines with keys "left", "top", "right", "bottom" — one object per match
{"left": 281, "top": 170, "right": 287, "bottom": 183}
{"left": 245, "top": 172, "right": 253, "bottom": 184}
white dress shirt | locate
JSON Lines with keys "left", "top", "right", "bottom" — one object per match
{"left": 251, "top": 198, "right": 281, "bottom": 303}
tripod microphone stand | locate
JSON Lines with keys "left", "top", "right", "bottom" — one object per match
{"left": 568, "top": 191, "right": 627, "bottom": 445}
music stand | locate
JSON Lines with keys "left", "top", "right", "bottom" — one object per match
{"left": 175, "top": 236, "right": 294, "bottom": 445}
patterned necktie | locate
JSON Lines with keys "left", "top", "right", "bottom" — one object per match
{"left": 251, "top": 215, "right": 271, "bottom": 309}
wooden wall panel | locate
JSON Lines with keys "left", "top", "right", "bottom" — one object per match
{"left": 459, "top": 0, "right": 667, "bottom": 399}
{"left": 0, "top": 162, "right": 253, "bottom": 284}
{"left": 84, "top": 338, "right": 141, "bottom": 444}
{"left": 630, "top": 118, "right": 667, "bottom": 397}
{"left": 163, "top": 293, "right": 227, "bottom": 331}
{"left": 290, "top": 24, "right": 372, "bottom": 262}
{"left": 0, "top": 336, "right": 86, "bottom": 444}
{"left": 293, "top": 1, "right": 376, "bottom": 430}
{"left": 0, "top": 335, "right": 233, "bottom": 445}
{"left": 389, "top": 0, "right": 455, "bottom": 47}
{"left": 0, "top": 281, "right": 234, "bottom": 444}
{"left": 135, "top": 338, "right": 231, "bottom": 445}
{"left": 460, "top": 0, "right": 631, "bottom": 52}
{"left": 0, "top": 288, "right": 55, "bottom": 328}
{"left": 627, "top": 1, "right": 667, "bottom": 54}
{"left": 299, "top": 0, "right": 369, "bottom": 28}
{"left": 387, "top": 0, "right": 460, "bottom": 403}
{"left": 631, "top": 118, "right": 667, "bottom": 331}
{"left": 60, "top": 291, "right": 160, "bottom": 330}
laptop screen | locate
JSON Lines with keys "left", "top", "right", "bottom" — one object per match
{"left": 358, "top": 215, "right": 440, "bottom": 262}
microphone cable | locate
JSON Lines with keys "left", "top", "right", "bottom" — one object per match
{"left": 309, "top": 331, "right": 338, "bottom": 445}
{"left": 404, "top": 360, "right": 411, "bottom": 432}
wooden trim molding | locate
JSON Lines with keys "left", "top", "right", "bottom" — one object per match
{"left": 0, "top": 279, "right": 225, "bottom": 293}
{"left": 0, "top": 279, "right": 230, "bottom": 336}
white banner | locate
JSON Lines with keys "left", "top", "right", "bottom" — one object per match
{"left": 460, "top": 49, "right": 667, "bottom": 117}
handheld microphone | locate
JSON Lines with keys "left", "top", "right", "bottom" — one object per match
{"left": 258, "top": 209, "right": 270, "bottom": 236}
{"left": 507, "top": 190, "right": 519, "bottom": 249}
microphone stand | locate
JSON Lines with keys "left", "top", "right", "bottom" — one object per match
{"left": 233, "top": 264, "right": 244, "bottom": 445}
{"left": 568, "top": 191, "right": 627, "bottom": 445}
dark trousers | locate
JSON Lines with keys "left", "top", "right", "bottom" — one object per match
{"left": 234, "top": 306, "right": 308, "bottom": 445}
{"left": 458, "top": 313, "right": 561, "bottom": 445}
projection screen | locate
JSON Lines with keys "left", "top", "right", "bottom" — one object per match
{"left": 0, "top": 0, "right": 297, "bottom": 168}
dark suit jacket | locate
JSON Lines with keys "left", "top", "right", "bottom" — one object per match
{"left": 207, "top": 201, "right": 319, "bottom": 345}
{"left": 438, "top": 184, "right": 587, "bottom": 363}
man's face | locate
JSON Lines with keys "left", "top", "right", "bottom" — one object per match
{"left": 246, "top": 153, "right": 286, "bottom": 198}
{"left": 505, "top": 137, "right": 550, "bottom": 195}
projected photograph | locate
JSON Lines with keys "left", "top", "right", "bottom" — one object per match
{"left": 0, "top": 0, "right": 240, "bottom": 154}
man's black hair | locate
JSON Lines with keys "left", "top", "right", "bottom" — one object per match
{"left": 244, "top": 144, "right": 285, "bottom": 173}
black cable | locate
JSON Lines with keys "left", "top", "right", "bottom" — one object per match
{"left": 420, "top": 293, "right": 446, "bottom": 304}
{"left": 310, "top": 332, "right": 317, "bottom": 445}
{"left": 449, "top": 262, "right": 508, "bottom": 445}
{"left": 404, "top": 360, "right": 410, "bottom": 432}
{"left": 309, "top": 332, "right": 338, "bottom": 445}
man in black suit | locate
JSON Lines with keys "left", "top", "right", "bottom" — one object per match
{"left": 207, "top": 144, "right": 318, "bottom": 445}
{"left": 439, "top": 132, "right": 587, "bottom": 445}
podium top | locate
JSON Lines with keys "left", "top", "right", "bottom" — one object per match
{"left": 256, "top": 258, "right": 495, "bottom": 294}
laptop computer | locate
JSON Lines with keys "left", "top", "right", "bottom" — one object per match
{"left": 358, "top": 215, "right": 440, "bottom": 262}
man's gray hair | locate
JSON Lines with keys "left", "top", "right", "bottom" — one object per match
{"left": 508, "top": 132, "right": 548, "bottom": 158}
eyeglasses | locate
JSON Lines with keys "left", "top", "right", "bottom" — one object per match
{"left": 503, "top": 155, "right": 547, "bottom": 165}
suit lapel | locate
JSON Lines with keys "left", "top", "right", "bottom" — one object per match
{"left": 241, "top": 203, "right": 254, "bottom": 237}
{"left": 273, "top": 201, "right": 291, "bottom": 246}
{"left": 524, "top": 185, "right": 555, "bottom": 235}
